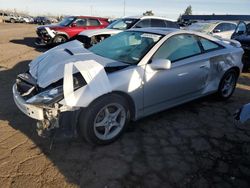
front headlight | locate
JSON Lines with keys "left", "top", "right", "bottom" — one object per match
{"left": 26, "top": 72, "right": 86, "bottom": 105}
{"left": 26, "top": 86, "right": 63, "bottom": 105}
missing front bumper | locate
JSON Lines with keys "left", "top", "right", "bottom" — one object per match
{"left": 13, "top": 84, "right": 79, "bottom": 138}
{"left": 13, "top": 84, "right": 44, "bottom": 120}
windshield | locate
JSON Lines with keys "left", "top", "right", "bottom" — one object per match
{"left": 107, "top": 18, "right": 139, "bottom": 30}
{"left": 89, "top": 31, "right": 162, "bottom": 65}
{"left": 58, "top": 17, "right": 75, "bottom": 26}
{"left": 186, "top": 22, "right": 214, "bottom": 33}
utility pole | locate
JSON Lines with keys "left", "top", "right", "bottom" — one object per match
{"left": 90, "top": 5, "right": 93, "bottom": 16}
{"left": 123, "top": 0, "right": 126, "bottom": 16}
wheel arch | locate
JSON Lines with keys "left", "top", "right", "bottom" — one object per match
{"left": 111, "top": 91, "right": 136, "bottom": 120}
{"left": 219, "top": 66, "right": 240, "bottom": 88}
{"left": 78, "top": 91, "right": 137, "bottom": 121}
{"left": 225, "top": 66, "right": 240, "bottom": 78}
{"left": 55, "top": 32, "right": 70, "bottom": 39}
{"left": 216, "top": 66, "right": 240, "bottom": 100}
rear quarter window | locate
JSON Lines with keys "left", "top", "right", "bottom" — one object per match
{"left": 165, "top": 21, "right": 179, "bottom": 28}
{"left": 134, "top": 19, "right": 151, "bottom": 28}
{"left": 88, "top": 19, "right": 100, "bottom": 26}
{"left": 151, "top": 19, "right": 166, "bottom": 27}
{"left": 199, "top": 37, "right": 223, "bottom": 52}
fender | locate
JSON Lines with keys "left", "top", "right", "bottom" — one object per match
{"left": 61, "top": 60, "right": 112, "bottom": 107}
{"left": 54, "top": 31, "right": 70, "bottom": 39}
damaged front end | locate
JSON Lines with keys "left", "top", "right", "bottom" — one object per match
{"left": 35, "top": 27, "right": 56, "bottom": 46}
{"left": 13, "top": 71, "right": 86, "bottom": 137}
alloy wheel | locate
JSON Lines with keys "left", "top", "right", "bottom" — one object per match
{"left": 94, "top": 103, "right": 126, "bottom": 140}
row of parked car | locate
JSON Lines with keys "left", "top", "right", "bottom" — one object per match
{"left": 0, "top": 12, "right": 58, "bottom": 24}
{"left": 35, "top": 15, "right": 179, "bottom": 46}
{"left": 12, "top": 14, "right": 249, "bottom": 145}
{"left": 34, "top": 15, "right": 250, "bottom": 70}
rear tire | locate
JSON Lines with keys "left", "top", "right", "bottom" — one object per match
{"left": 217, "top": 70, "right": 238, "bottom": 100}
{"left": 10, "top": 18, "right": 15, "bottom": 23}
{"left": 78, "top": 94, "right": 131, "bottom": 145}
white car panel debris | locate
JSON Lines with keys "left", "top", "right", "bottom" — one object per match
{"left": 63, "top": 60, "right": 112, "bottom": 107}
{"left": 45, "top": 27, "right": 56, "bottom": 38}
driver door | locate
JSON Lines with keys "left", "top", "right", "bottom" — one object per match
{"left": 66, "top": 18, "right": 88, "bottom": 37}
{"left": 143, "top": 34, "right": 210, "bottom": 115}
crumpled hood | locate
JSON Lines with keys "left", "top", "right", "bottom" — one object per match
{"left": 78, "top": 28, "right": 121, "bottom": 37}
{"left": 29, "top": 40, "right": 127, "bottom": 88}
{"left": 37, "top": 24, "right": 62, "bottom": 30}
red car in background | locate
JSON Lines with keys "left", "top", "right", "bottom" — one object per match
{"left": 35, "top": 16, "right": 109, "bottom": 46}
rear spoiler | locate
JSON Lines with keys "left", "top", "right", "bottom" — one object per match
{"left": 220, "top": 38, "right": 242, "bottom": 48}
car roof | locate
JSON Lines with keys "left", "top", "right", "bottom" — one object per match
{"left": 128, "top": 27, "right": 180, "bottom": 35}
{"left": 128, "top": 27, "right": 219, "bottom": 39}
{"left": 127, "top": 27, "right": 234, "bottom": 50}
{"left": 191, "top": 20, "right": 237, "bottom": 25}
{"left": 75, "top": 16, "right": 108, "bottom": 20}
{"left": 123, "top": 15, "right": 176, "bottom": 22}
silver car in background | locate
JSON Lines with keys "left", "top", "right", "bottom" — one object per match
{"left": 76, "top": 16, "right": 179, "bottom": 48}
{"left": 13, "top": 28, "right": 243, "bottom": 145}
{"left": 186, "top": 21, "right": 237, "bottom": 39}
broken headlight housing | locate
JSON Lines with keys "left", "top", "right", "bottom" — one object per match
{"left": 26, "top": 86, "right": 63, "bottom": 105}
{"left": 26, "top": 72, "right": 87, "bottom": 105}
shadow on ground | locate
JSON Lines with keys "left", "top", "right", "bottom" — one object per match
{"left": 10, "top": 37, "right": 50, "bottom": 53}
{"left": 1, "top": 61, "right": 250, "bottom": 187}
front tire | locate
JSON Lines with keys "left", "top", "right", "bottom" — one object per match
{"left": 78, "top": 94, "right": 131, "bottom": 145}
{"left": 53, "top": 35, "right": 67, "bottom": 44}
{"left": 217, "top": 70, "right": 238, "bottom": 100}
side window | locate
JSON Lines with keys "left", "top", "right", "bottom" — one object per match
{"left": 199, "top": 37, "right": 222, "bottom": 51}
{"left": 88, "top": 19, "right": 100, "bottom": 26}
{"left": 165, "top": 21, "right": 179, "bottom": 28}
{"left": 134, "top": 19, "right": 150, "bottom": 28}
{"left": 75, "top": 18, "right": 87, "bottom": 26}
{"left": 214, "top": 23, "right": 226, "bottom": 32}
{"left": 4, "top": 13, "right": 7, "bottom": 16}
{"left": 151, "top": 19, "right": 166, "bottom": 27}
{"left": 235, "top": 22, "right": 247, "bottom": 34}
{"left": 153, "top": 34, "right": 201, "bottom": 62}
{"left": 214, "top": 23, "right": 236, "bottom": 32}
{"left": 228, "top": 23, "right": 236, "bottom": 31}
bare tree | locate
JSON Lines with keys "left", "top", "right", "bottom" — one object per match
{"left": 184, "top": 5, "right": 192, "bottom": 15}
{"left": 143, "top": 10, "right": 154, "bottom": 16}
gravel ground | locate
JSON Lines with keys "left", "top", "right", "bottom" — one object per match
{"left": 0, "top": 23, "right": 250, "bottom": 188}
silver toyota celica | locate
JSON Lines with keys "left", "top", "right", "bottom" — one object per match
{"left": 13, "top": 28, "right": 244, "bottom": 145}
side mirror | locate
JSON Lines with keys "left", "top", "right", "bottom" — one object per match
{"left": 150, "top": 59, "right": 171, "bottom": 70}
{"left": 71, "top": 23, "right": 77, "bottom": 27}
{"left": 213, "top": 29, "right": 221, "bottom": 33}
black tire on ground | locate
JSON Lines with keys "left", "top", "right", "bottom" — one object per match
{"left": 10, "top": 19, "right": 15, "bottom": 23}
{"left": 78, "top": 94, "right": 131, "bottom": 145}
{"left": 53, "top": 35, "right": 67, "bottom": 44}
{"left": 217, "top": 69, "right": 238, "bottom": 100}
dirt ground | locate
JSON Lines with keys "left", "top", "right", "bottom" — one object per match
{"left": 0, "top": 23, "right": 250, "bottom": 188}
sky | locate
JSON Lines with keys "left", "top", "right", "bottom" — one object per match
{"left": 0, "top": 0, "right": 250, "bottom": 19}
